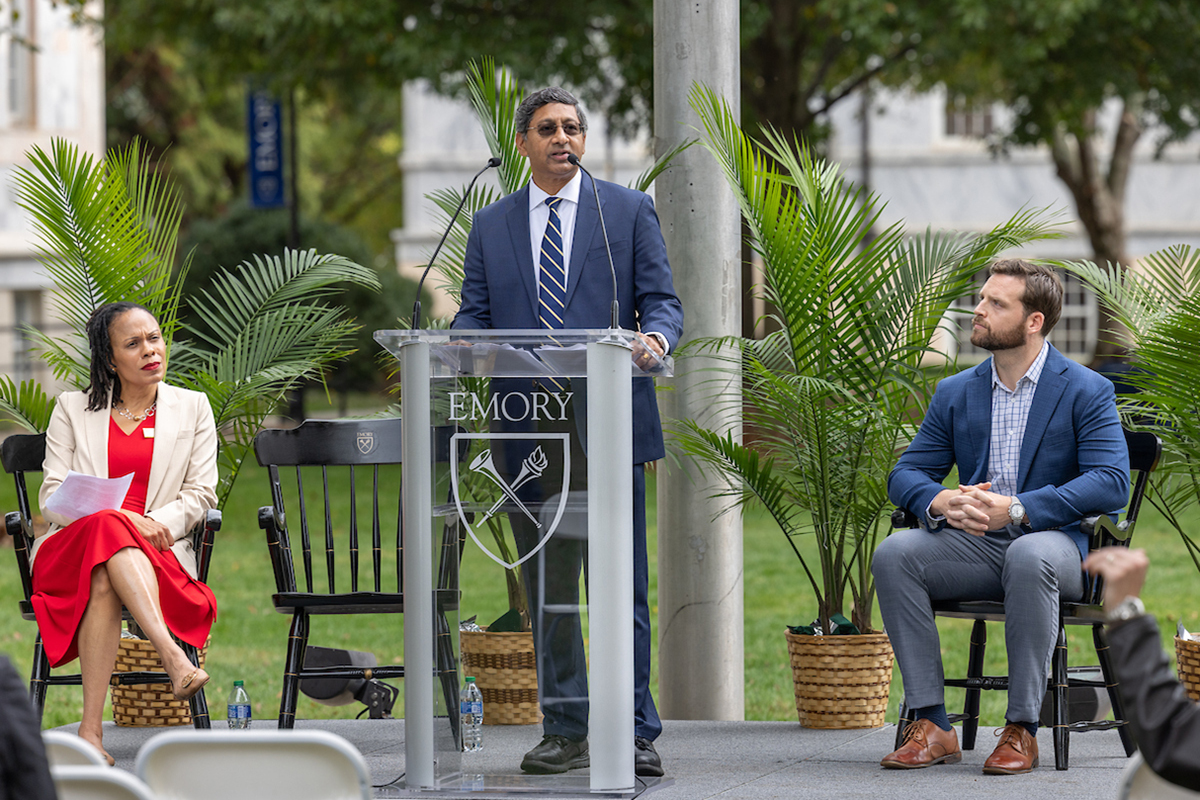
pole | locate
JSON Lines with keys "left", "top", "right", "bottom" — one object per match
{"left": 653, "top": 0, "right": 744, "bottom": 720}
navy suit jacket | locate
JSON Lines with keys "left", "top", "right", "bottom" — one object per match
{"left": 887, "top": 344, "right": 1130, "bottom": 560}
{"left": 453, "top": 173, "right": 683, "bottom": 464}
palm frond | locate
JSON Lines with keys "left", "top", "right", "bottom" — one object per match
{"left": 11, "top": 139, "right": 183, "bottom": 347}
{"left": 0, "top": 377, "right": 55, "bottom": 432}
{"left": 465, "top": 56, "right": 530, "bottom": 195}
{"left": 632, "top": 139, "right": 697, "bottom": 194}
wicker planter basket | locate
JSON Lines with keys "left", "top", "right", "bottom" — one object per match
{"left": 111, "top": 635, "right": 208, "bottom": 727}
{"left": 785, "top": 630, "right": 894, "bottom": 729}
{"left": 460, "top": 629, "right": 542, "bottom": 726}
{"left": 1176, "top": 636, "right": 1200, "bottom": 703}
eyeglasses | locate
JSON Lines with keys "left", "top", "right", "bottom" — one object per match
{"left": 526, "top": 121, "right": 584, "bottom": 138}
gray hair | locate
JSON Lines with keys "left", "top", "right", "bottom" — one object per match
{"left": 515, "top": 87, "right": 588, "bottom": 135}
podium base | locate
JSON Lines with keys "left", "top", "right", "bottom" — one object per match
{"left": 390, "top": 773, "right": 674, "bottom": 798}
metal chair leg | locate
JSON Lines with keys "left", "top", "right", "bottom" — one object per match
{"left": 962, "top": 619, "right": 987, "bottom": 751}
{"left": 279, "top": 611, "right": 308, "bottom": 729}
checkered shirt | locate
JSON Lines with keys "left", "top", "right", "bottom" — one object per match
{"left": 987, "top": 341, "right": 1050, "bottom": 498}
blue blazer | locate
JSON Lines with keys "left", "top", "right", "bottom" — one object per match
{"left": 887, "top": 345, "right": 1130, "bottom": 560}
{"left": 453, "top": 173, "right": 684, "bottom": 463}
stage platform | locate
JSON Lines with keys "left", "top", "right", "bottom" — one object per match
{"left": 58, "top": 718, "right": 1132, "bottom": 799}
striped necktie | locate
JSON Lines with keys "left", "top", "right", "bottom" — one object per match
{"left": 538, "top": 196, "right": 566, "bottom": 329}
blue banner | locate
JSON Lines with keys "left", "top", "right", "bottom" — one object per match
{"left": 247, "top": 90, "right": 285, "bottom": 209}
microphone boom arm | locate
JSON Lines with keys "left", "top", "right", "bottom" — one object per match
{"left": 567, "top": 154, "right": 621, "bottom": 330}
{"left": 411, "top": 156, "right": 502, "bottom": 329}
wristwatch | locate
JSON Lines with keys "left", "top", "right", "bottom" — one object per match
{"left": 1008, "top": 496, "right": 1026, "bottom": 525}
{"left": 1106, "top": 596, "right": 1145, "bottom": 624}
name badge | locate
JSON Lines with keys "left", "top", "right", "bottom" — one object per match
{"left": 144, "top": 428, "right": 155, "bottom": 438}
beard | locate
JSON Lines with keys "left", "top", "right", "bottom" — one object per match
{"left": 970, "top": 317, "right": 1027, "bottom": 351}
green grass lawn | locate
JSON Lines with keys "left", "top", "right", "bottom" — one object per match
{"left": 2, "top": 462, "right": 1198, "bottom": 729}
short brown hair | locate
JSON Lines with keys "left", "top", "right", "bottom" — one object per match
{"left": 989, "top": 259, "right": 1063, "bottom": 335}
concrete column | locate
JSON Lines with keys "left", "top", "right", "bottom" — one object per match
{"left": 653, "top": 0, "right": 744, "bottom": 720}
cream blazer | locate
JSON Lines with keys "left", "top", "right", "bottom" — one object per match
{"left": 33, "top": 383, "right": 219, "bottom": 578}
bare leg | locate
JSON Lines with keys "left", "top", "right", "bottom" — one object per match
{"left": 77, "top": 563, "right": 121, "bottom": 765}
{"left": 104, "top": 547, "right": 206, "bottom": 694}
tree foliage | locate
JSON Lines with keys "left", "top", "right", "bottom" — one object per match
{"left": 922, "top": 0, "right": 1200, "bottom": 268}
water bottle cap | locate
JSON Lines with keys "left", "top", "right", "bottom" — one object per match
{"left": 234, "top": 680, "right": 244, "bottom": 686}
{"left": 465, "top": 676, "right": 475, "bottom": 683}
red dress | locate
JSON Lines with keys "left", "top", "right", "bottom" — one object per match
{"left": 30, "top": 415, "right": 217, "bottom": 667}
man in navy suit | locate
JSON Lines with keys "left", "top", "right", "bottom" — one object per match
{"left": 453, "top": 87, "right": 683, "bottom": 777}
{"left": 874, "top": 260, "right": 1129, "bottom": 774}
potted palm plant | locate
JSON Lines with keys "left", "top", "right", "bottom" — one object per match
{"left": 1064, "top": 248, "right": 1200, "bottom": 695}
{"left": 673, "top": 85, "right": 1061, "bottom": 728}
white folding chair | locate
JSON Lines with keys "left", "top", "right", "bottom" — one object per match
{"left": 51, "top": 765, "right": 158, "bottom": 800}
{"left": 43, "top": 731, "right": 110, "bottom": 767}
{"left": 135, "top": 729, "right": 371, "bottom": 800}
{"left": 1116, "top": 753, "right": 1200, "bottom": 800}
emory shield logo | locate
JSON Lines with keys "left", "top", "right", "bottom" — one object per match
{"left": 356, "top": 431, "right": 376, "bottom": 455}
{"left": 450, "top": 432, "right": 571, "bottom": 570}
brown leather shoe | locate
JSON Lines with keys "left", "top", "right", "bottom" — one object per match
{"left": 982, "top": 724, "right": 1039, "bottom": 774}
{"left": 881, "top": 719, "right": 962, "bottom": 769}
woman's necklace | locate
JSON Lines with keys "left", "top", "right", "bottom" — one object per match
{"left": 115, "top": 401, "right": 157, "bottom": 422}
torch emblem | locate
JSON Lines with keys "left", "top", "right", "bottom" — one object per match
{"left": 450, "top": 432, "right": 571, "bottom": 569}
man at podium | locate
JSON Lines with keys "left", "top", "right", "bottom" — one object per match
{"left": 453, "top": 86, "right": 683, "bottom": 778}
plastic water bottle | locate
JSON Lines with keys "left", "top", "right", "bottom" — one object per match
{"left": 227, "top": 680, "right": 252, "bottom": 729}
{"left": 460, "top": 676, "right": 483, "bottom": 751}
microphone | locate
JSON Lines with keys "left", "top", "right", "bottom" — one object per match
{"left": 567, "top": 153, "right": 620, "bottom": 329}
{"left": 411, "top": 156, "right": 502, "bottom": 329}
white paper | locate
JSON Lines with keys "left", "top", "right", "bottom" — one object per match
{"left": 43, "top": 470, "right": 134, "bottom": 521}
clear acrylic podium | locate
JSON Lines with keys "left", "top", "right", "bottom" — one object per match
{"left": 374, "top": 328, "right": 672, "bottom": 795}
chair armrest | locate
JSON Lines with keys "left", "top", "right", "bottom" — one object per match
{"left": 192, "top": 508, "right": 222, "bottom": 584}
{"left": 6, "top": 510, "right": 23, "bottom": 538}
{"left": 1081, "top": 513, "right": 1129, "bottom": 550}
{"left": 259, "top": 505, "right": 295, "bottom": 593}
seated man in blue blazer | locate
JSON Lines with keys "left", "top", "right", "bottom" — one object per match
{"left": 874, "top": 259, "right": 1129, "bottom": 774}
{"left": 453, "top": 86, "right": 683, "bottom": 777}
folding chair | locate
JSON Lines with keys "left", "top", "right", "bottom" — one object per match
{"left": 136, "top": 729, "right": 371, "bottom": 800}
{"left": 51, "top": 765, "right": 158, "bottom": 800}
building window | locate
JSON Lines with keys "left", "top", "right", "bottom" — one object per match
{"left": 944, "top": 96, "right": 993, "bottom": 140}
{"left": 950, "top": 268, "right": 1098, "bottom": 364}
{"left": 11, "top": 289, "right": 41, "bottom": 380}
{"left": 5, "top": 0, "right": 32, "bottom": 128}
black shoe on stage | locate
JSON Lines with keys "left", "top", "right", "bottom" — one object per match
{"left": 634, "top": 736, "right": 664, "bottom": 777}
{"left": 520, "top": 735, "right": 590, "bottom": 774}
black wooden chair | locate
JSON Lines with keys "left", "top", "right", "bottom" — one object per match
{"left": 892, "top": 427, "right": 1162, "bottom": 770}
{"left": 1, "top": 432, "right": 220, "bottom": 727}
{"left": 254, "top": 418, "right": 465, "bottom": 729}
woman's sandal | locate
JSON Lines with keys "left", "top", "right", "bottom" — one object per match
{"left": 173, "top": 667, "right": 210, "bottom": 701}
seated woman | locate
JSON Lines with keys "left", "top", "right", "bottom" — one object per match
{"left": 31, "top": 302, "right": 218, "bottom": 765}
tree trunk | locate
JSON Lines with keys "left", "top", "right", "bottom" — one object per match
{"left": 1048, "top": 103, "right": 1142, "bottom": 358}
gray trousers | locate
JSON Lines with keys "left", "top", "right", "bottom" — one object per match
{"left": 872, "top": 526, "right": 1084, "bottom": 724}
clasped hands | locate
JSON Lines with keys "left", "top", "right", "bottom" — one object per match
{"left": 931, "top": 481, "right": 1016, "bottom": 536}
